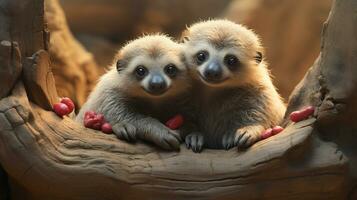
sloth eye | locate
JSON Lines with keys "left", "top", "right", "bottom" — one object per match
{"left": 164, "top": 64, "right": 178, "bottom": 77}
{"left": 134, "top": 65, "right": 148, "bottom": 78}
{"left": 195, "top": 51, "right": 208, "bottom": 64}
{"left": 224, "top": 54, "right": 240, "bottom": 70}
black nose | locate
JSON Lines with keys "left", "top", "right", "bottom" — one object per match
{"left": 148, "top": 75, "right": 167, "bottom": 94}
{"left": 203, "top": 61, "right": 223, "bottom": 81}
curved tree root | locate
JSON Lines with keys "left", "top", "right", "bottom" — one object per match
{"left": 0, "top": 82, "right": 349, "bottom": 199}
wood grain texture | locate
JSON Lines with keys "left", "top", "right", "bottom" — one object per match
{"left": 23, "top": 50, "right": 59, "bottom": 110}
{"left": 282, "top": 0, "right": 357, "bottom": 197}
{"left": 0, "top": 82, "right": 348, "bottom": 200}
{"left": 45, "top": 0, "right": 102, "bottom": 108}
{"left": 0, "top": 41, "right": 21, "bottom": 99}
{"left": 284, "top": 0, "right": 357, "bottom": 123}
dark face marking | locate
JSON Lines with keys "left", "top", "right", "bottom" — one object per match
{"left": 134, "top": 65, "right": 148, "bottom": 79}
{"left": 164, "top": 64, "right": 178, "bottom": 78}
{"left": 195, "top": 50, "right": 209, "bottom": 65}
{"left": 224, "top": 54, "right": 241, "bottom": 71}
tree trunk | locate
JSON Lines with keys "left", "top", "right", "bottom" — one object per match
{"left": 0, "top": 0, "right": 356, "bottom": 199}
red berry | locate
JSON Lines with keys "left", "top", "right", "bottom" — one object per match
{"left": 101, "top": 123, "right": 113, "bottom": 134}
{"left": 53, "top": 103, "right": 70, "bottom": 117}
{"left": 84, "top": 111, "right": 96, "bottom": 120}
{"left": 94, "top": 114, "right": 105, "bottom": 123}
{"left": 165, "top": 114, "right": 184, "bottom": 130}
{"left": 84, "top": 118, "right": 102, "bottom": 130}
{"left": 83, "top": 112, "right": 106, "bottom": 130}
{"left": 84, "top": 118, "right": 95, "bottom": 128}
{"left": 261, "top": 128, "right": 273, "bottom": 139}
{"left": 302, "top": 106, "right": 315, "bottom": 117}
{"left": 272, "top": 126, "right": 284, "bottom": 135}
{"left": 290, "top": 106, "right": 315, "bottom": 122}
{"left": 289, "top": 110, "right": 302, "bottom": 122}
{"left": 60, "top": 97, "right": 75, "bottom": 113}
{"left": 91, "top": 121, "right": 102, "bottom": 130}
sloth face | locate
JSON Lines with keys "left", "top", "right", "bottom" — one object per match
{"left": 182, "top": 20, "right": 263, "bottom": 88}
{"left": 116, "top": 51, "right": 191, "bottom": 98}
{"left": 119, "top": 55, "right": 186, "bottom": 97}
{"left": 192, "top": 44, "right": 242, "bottom": 85}
{"left": 184, "top": 40, "right": 262, "bottom": 89}
{"left": 114, "top": 35, "right": 190, "bottom": 99}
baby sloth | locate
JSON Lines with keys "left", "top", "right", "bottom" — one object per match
{"left": 76, "top": 34, "right": 191, "bottom": 151}
{"left": 182, "top": 19, "right": 286, "bottom": 152}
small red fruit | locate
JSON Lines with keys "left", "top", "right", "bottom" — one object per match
{"left": 83, "top": 111, "right": 105, "bottom": 130}
{"left": 101, "top": 123, "right": 113, "bottom": 134}
{"left": 261, "top": 128, "right": 273, "bottom": 139}
{"left": 84, "top": 118, "right": 95, "bottom": 128}
{"left": 289, "top": 110, "right": 302, "bottom": 122}
{"left": 165, "top": 114, "right": 184, "bottom": 130}
{"left": 94, "top": 114, "right": 105, "bottom": 123}
{"left": 53, "top": 103, "right": 70, "bottom": 117}
{"left": 272, "top": 126, "right": 284, "bottom": 135}
{"left": 290, "top": 106, "right": 315, "bottom": 122}
{"left": 303, "top": 106, "right": 315, "bottom": 117}
{"left": 84, "top": 111, "right": 96, "bottom": 120}
{"left": 60, "top": 97, "right": 75, "bottom": 113}
{"left": 90, "top": 118, "right": 102, "bottom": 130}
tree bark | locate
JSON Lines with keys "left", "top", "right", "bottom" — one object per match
{"left": 0, "top": 0, "right": 356, "bottom": 199}
{"left": 45, "top": 0, "right": 101, "bottom": 108}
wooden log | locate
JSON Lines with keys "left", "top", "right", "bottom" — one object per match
{"left": 45, "top": 0, "right": 101, "bottom": 108}
{"left": 0, "top": 41, "right": 21, "bottom": 99}
{"left": 284, "top": 0, "right": 357, "bottom": 122}
{"left": 23, "top": 50, "right": 59, "bottom": 110}
{"left": 0, "top": 82, "right": 349, "bottom": 199}
{"left": 0, "top": 0, "right": 46, "bottom": 198}
{"left": 283, "top": 0, "right": 357, "bottom": 197}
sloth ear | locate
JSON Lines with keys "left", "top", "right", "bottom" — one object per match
{"left": 182, "top": 36, "right": 189, "bottom": 42}
{"left": 180, "top": 30, "right": 190, "bottom": 43}
{"left": 116, "top": 59, "right": 126, "bottom": 72}
{"left": 255, "top": 51, "right": 263, "bottom": 63}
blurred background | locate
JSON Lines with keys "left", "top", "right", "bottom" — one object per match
{"left": 56, "top": 0, "right": 332, "bottom": 102}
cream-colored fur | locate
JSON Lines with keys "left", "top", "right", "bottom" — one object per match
{"left": 182, "top": 19, "right": 286, "bottom": 151}
{"left": 76, "top": 34, "right": 190, "bottom": 151}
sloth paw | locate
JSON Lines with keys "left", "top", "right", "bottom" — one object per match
{"left": 151, "top": 128, "right": 181, "bottom": 151}
{"left": 185, "top": 132, "right": 204, "bottom": 153}
{"left": 234, "top": 125, "right": 263, "bottom": 149}
{"left": 222, "top": 125, "right": 263, "bottom": 150}
{"left": 222, "top": 131, "right": 237, "bottom": 150}
{"left": 112, "top": 122, "right": 137, "bottom": 142}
